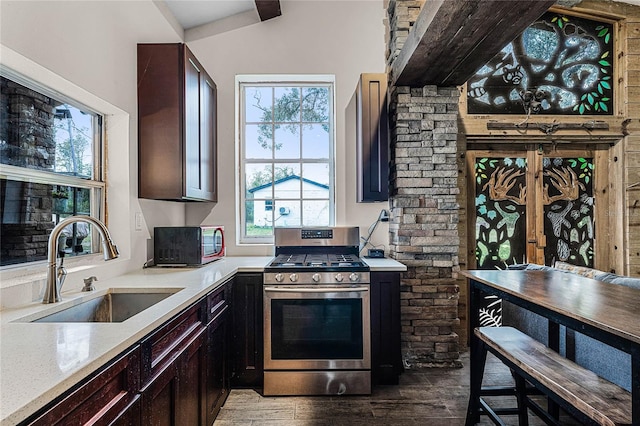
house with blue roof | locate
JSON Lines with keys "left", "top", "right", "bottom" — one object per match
{"left": 247, "top": 175, "right": 329, "bottom": 227}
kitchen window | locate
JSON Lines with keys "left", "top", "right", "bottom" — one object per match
{"left": 237, "top": 75, "right": 335, "bottom": 244}
{"left": 0, "top": 69, "right": 105, "bottom": 267}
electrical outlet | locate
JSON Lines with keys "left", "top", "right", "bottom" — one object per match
{"left": 135, "top": 212, "right": 143, "bottom": 231}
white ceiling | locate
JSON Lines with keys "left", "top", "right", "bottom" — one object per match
{"left": 164, "top": 0, "right": 257, "bottom": 30}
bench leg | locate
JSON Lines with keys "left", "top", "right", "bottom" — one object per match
{"left": 514, "top": 373, "right": 529, "bottom": 426}
{"left": 466, "top": 336, "right": 488, "bottom": 425}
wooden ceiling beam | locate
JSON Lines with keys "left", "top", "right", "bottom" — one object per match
{"left": 391, "top": 0, "right": 557, "bottom": 87}
{"left": 255, "top": 0, "right": 281, "bottom": 21}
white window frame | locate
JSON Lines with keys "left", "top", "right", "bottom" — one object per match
{"left": 235, "top": 75, "right": 336, "bottom": 245}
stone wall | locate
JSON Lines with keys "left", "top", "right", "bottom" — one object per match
{"left": 385, "top": 0, "right": 461, "bottom": 366}
{"left": 385, "top": 0, "right": 424, "bottom": 69}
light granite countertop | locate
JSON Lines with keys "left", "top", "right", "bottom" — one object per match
{"left": 0, "top": 256, "right": 405, "bottom": 425}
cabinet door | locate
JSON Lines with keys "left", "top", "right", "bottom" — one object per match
{"left": 184, "top": 48, "right": 216, "bottom": 202}
{"left": 200, "top": 72, "right": 217, "bottom": 202}
{"left": 137, "top": 43, "right": 217, "bottom": 202}
{"left": 141, "top": 360, "right": 179, "bottom": 426}
{"left": 137, "top": 43, "right": 184, "bottom": 201}
{"left": 370, "top": 271, "right": 403, "bottom": 385}
{"left": 356, "top": 73, "right": 389, "bottom": 202}
{"left": 231, "top": 273, "right": 264, "bottom": 388}
{"left": 206, "top": 305, "right": 230, "bottom": 425}
{"left": 140, "top": 300, "right": 205, "bottom": 387}
{"left": 177, "top": 329, "right": 207, "bottom": 426}
{"left": 111, "top": 396, "right": 141, "bottom": 426}
{"left": 141, "top": 328, "right": 206, "bottom": 426}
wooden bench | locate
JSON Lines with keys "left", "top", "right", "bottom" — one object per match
{"left": 470, "top": 326, "right": 632, "bottom": 426}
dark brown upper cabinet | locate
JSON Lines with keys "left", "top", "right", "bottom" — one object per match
{"left": 138, "top": 43, "right": 217, "bottom": 202}
{"left": 356, "top": 73, "right": 389, "bottom": 202}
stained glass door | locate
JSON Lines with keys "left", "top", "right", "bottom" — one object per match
{"left": 543, "top": 157, "right": 595, "bottom": 267}
{"left": 470, "top": 148, "right": 598, "bottom": 327}
{"left": 475, "top": 157, "right": 528, "bottom": 270}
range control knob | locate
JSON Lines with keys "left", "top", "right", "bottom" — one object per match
{"left": 349, "top": 273, "right": 360, "bottom": 282}
{"left": 289, "top": 273, "right": 299, "bottom": 282}
{"left": 312, "top": 273, "right": 321, "bottom": 282}
{"left": 335, "top": 273, "right": 344, "bottom": 282}
{"left": 275, "top": 273, "right": 284, "bottom": 283}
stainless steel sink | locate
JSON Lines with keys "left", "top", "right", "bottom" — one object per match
{"left": 30, "top": 288, "right": 183, "bottom": 323}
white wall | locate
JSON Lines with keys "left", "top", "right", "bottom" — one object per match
{"left": 0, "top": 0, "right": 391, "bottom": 303}
{"left": 186, "top": 0, "right": 391, "bottom": 255}
{"left": 0, "top": 0, "right": 186, "bottom": 300}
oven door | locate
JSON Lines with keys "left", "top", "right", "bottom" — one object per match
{"left": 263, "top": 285, "right": 371, "bottom": 370}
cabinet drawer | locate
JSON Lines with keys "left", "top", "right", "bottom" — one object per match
{"left": 207, "top": 284, "right": 227, "bottom": 323}
{"left": 140, "top": 300, "right": 205, "bottom": 386}
{"left": 25, "top": 346, "right": 140, "bottom": 426}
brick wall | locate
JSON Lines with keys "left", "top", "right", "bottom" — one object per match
{"left": 386, "top": 0, "right": 424, "bottom": 68}
{"left": 385, "top": 0, "right": 461, "bottom": 366}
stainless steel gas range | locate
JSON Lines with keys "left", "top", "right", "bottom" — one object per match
{"left": 263, "top": 227, "right": 371, "bottom": 396}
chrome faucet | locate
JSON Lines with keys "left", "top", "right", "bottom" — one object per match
{"left": 43, "top": 215, "right": 119, "bottom": 303}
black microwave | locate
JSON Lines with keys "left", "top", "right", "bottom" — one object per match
{"left": 154, "top": 226, "right": 225, "bottom": 266}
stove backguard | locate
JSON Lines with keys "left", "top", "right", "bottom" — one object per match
{"left": 273, "top": 227, "right": 360, "bottom": 255}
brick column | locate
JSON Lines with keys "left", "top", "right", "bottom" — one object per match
{"left": 387, "top": 85, "right": 461, "bottom": 366}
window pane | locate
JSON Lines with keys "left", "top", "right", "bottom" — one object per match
{"left": 302, "top": 87, "right": 329, "bottom": 122}
{"left": 302, "top": 163, "right": 330, "bottom": 187}
{"left": 245, "top": 163, "right": 273, "bottom": 196}
{"left": 274, "top": 200, "right": 301, "bottom": 227}
{"left": 0, "top": 179, "right": 96, "bottom": 266}
{"left": 274, "top": 124, "right": 300, "bottom": 159}
{"left": 274, "top": 164, "right": 300, "bottom": 199}
{"left": 245, "top": 86, "right": 272, "bottom": 122}
{"left": 245, "top": 200, "right": 273, "bottom": 236}
{"left": 1, "top": 76, "right": 95, "bottom": 177}
{"left": 303, "top": 200, "right": 330, "bottom": 226}
{"left": 274, "top": 87, "right": 301, "bottom": 122}
{"left": 302, "top": 124, "right": 329, "bottom": 159}
{"left": 245, "top": 124, "right": 272, "bottom": 159}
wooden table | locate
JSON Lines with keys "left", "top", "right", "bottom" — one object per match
{"left": 461, "top": 269, "right": 640, "bottom": 425}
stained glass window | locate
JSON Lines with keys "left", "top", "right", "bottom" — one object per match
{"left": 467, "top": 12, "right": 614, "bottom": 115}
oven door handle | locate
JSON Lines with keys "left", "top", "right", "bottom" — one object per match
{"left": 264, "top": 286, "right": 369, "bottom": 293}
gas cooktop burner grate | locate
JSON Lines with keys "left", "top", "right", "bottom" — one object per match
{"left": 328, "top": 254, "right": 360, "bottom": 267}
{"left": 267, "top": 253, "right": 367, "bottom": 269}
{"left": 270, "top": 254, "right": 306, "bottom": 267}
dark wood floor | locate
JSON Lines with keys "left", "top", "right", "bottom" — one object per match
{"left": 214, "top": 352, "right": 583, "bottom": 425}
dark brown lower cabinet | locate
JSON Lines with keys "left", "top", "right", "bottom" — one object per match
{"left": 111, "top": 397, "right": 142, "bottom": 426}
{"left": 370, "top": 271, "right": 403, "bottom": 385}
{"left": 24, "top": 346, "right": 141, "bottom": 425}
{"left": 140, "top": 304, "right": 207, "bottom": 425}
{"left": 230, "top": 273, "right": 263, "bottom": 388}
{"left": 178, "top": 329, "right": 207, "bottom": 425}
{"left": 141, "top": 357, "right": 179, "bottom": 426}
{"left": 205, "top": 304, "right": 230, "bottom": 424}
{"left": 21, "top": 281, "right": 231, "bottom": 426}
